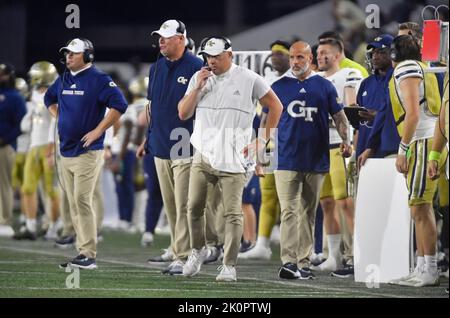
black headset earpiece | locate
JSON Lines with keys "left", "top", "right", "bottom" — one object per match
{"left": 80, "top": 38, "right": 95, "bottom": 63}
{"left": 175, "top": 20, "right": 186, "bottom": 35}
{"left": 390, "top": 34, "right": 420, "bottom": 63}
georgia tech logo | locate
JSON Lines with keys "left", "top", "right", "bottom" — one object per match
{"left": 177, "top": 76, "right": 188, "bottom": 85}
{"left": 287, "top": 100, "right": 318, "bottom": 122}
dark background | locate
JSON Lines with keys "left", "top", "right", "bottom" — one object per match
{"left": 0, "top": 0, "right": 319, "bottom": 74}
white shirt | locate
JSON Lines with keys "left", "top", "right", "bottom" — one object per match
{"left": 320, "top": 68, "right": 362, "bottom": 145}
{"left": 111, "top": 98, "right": 147, "bottom": 154}
{"left": 394, "top": 60, "right": 437, "bottom": 142}
{"left": 17, "top": 101, "right": 34, "bottom": 153}
{"left": 186, "top": 64, "right": 270, "bottom": 173}
{"left": 28, "top": 90, "right": 54, "bottom": 148}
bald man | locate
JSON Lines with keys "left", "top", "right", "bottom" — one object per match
{"left": 272, "top": 41, "right": 351, "bottom": 280}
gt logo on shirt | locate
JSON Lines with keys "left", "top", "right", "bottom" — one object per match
{"left": 177, "top": 76, "right": 188, "bottom": 85}
{"left": 287, "top": 100, "right": 318, "bottom": 122}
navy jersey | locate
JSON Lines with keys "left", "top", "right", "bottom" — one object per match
{"left": 147, "top": 50, "right": 203, "bottom": 159}
{"left": 355, "top": 68, "right": 395, "bottom": 158}
{"left": 0, "top": 87, "right": 27, "bottom": 149}
{"left": 44, "top": 66, "right": 128, "bottom": 157}
{"left": 271, "top": 72, "right": 343, "bottom": 173}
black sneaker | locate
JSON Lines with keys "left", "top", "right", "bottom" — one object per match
{"left": 239, "top": 241, "right": 255, "bottom": 253}
{"left": 12, "top": 230, "right": 36, "bottom": 241}
{"left": 278, "top": 262, "right": 300, "bottom": 279}
{"left": 69, "top": 254, "right": 97, "bottom": 269}
{"left": 331, "top": 265, "right": 354, "bottom": 278}
{"left": 55, "top": 235, "right": 75, "bottom": 249}
{"left": 298, "top": 267, "right": 316, "bottom": 280}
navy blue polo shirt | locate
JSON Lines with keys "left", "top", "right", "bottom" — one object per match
{"left": 146, "top": 50, "right": 203, "bottom": 159}
{"left": 45, "top": 66, "right": 128, "bottom": 157}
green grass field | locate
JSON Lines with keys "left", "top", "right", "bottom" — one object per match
{"left": 0, "top": 230, "right": 448, "bottom": 298}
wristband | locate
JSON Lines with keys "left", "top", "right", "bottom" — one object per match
{"left": 398, "top": 141, "right": 410, "bottom": 156}
{"left": 428, "top": 150, "right": 441, "bottom": 162}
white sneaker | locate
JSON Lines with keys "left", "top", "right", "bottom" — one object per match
{"left": 311, "top": 256, "right": 341, "bottom": 272}
{"left": 389, "top": 265, "right": 422, "bottom": 285}
{"left": 216, "top": 265, "right": 237, "bottom": 282}
{"left": 141, "top": 232, "right": 154, "bottom": 247}
{"left": 0, "top": 225, "right": 14, "bottom": 237}
{"left": 238, "top": 244, "right": 272, "bottom": 260}
{"left": 44, "top": 224, "right": 58, "bottom": 241}
{"left": 401, "top": 268, "right": 440, "bottom": 287}
{"left": 183, "top": 247, "right": 208, "bottom": 277}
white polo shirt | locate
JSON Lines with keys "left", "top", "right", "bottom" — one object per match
{"left": 186, "top": 64, "right": 270, "bottom": 173}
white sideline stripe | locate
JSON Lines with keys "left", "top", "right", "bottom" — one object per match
{"left": 0, "top": 285, "right": 338, "bottom": 296}
{"left": 0, "top": 245, "right": 410, "bottom": 298}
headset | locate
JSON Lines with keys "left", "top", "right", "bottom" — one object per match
{"left": 61, "top": 38, "right": 95, "bottom": 65}
{"left": 390, "top": 34, "right": 421, "bottom": 62}
{"left": 200, "top": 36, "right": 232, "bottom": 53}
{"left": 175, "top": 20, "right": 186, "bottom": 36}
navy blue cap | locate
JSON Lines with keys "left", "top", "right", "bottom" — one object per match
{"left": 367, "top": 34, "right": 394, "bottom": 50}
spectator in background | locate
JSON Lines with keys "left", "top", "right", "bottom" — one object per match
{"left": 0, "top": 63, "right": 27, "bottom": 237}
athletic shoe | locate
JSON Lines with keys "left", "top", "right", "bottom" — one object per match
{"left": 388, "top": 266, "right": 422, "bottom": 285}
{"left": 147, "top": 248, "right": 174, "bottom": 264}
{"left": 44, "top": 224, "right": 59, "bottom": 241}
{"left": 238, "top": 244, "right": 272, "bottom": 260}
{"left": 311, "top": 256, "right": 342, "bottom": 272}
{"left": 310, "top": 253, "right": 325, "bottom": 266}
{"left": 399, "top": 268, "right": 440, "bottom": 287}
{"left": 298, "top": 267, "right": 316, "bottom": 280}
{"left": 239, "top": 241, "right": 255, "bottom": 253}
{"left": 331, "top": 265, "right": 354, "bottom": 278}
{"left": 54, "top": 235, "right": 75, "bottom": 249}
{"left": 216, "top": 265, "right": 237, "bottom": 282}
{"left": 278, "top": 262, "right": 300, "bottom": 279}
{"left": 12, "top": 229, "right": 36, "bottom": 241}
{"left": 162, "top": 260, "right": 185, "bottom": 275}
{"left": 203, "top": 245, "right": 222, "bottom": 264}
{"left": 141, "top": 232, "right": 154, "bottom": 247}
{"left": 69, "top": 254, "right": 97, "bottom": 270}
{"left": 183, "top": 247, "right": 208, "bottom": 277}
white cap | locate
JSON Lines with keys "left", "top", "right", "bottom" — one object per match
{"left": 59, "top": 38, "right": 88, "bottom": 53}
{"left": 200, "top": 37, "right": 232, "bottom": 56}
{"left": 151, "top": 19, "right": 187, "bottom": 38}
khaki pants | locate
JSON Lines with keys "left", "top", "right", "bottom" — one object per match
{"left": 274, "top": 170, "right": 325, "bottom": 268}
{"left": 0, "top": 146, "right": 15, "bottom": 225}
{"left": 60, "top": 150, "right": 104, "bottom": 258}
{"left": 154, "top": 157, "right": 191, "bottom": 260}
{"left": 188, "top": 154, "right": 246, "bottom": 266}
{"left": 59, "top": 167, "right": 104, "bottom": 237}
{"left": 205, "top": 183, "right": 224, "bottom": 247}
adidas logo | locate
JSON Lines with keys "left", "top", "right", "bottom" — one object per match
{"left": 70, "top": 84, "right": 77, "bottom": 89}
{"left": 299, "top": 88, "right": 307, "bottom": 93}
{"left": 233, "top": 90, "right": 240, "bottom": 96}
{"left": 362, "top": 91, "right": 368, "bottom": 96}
